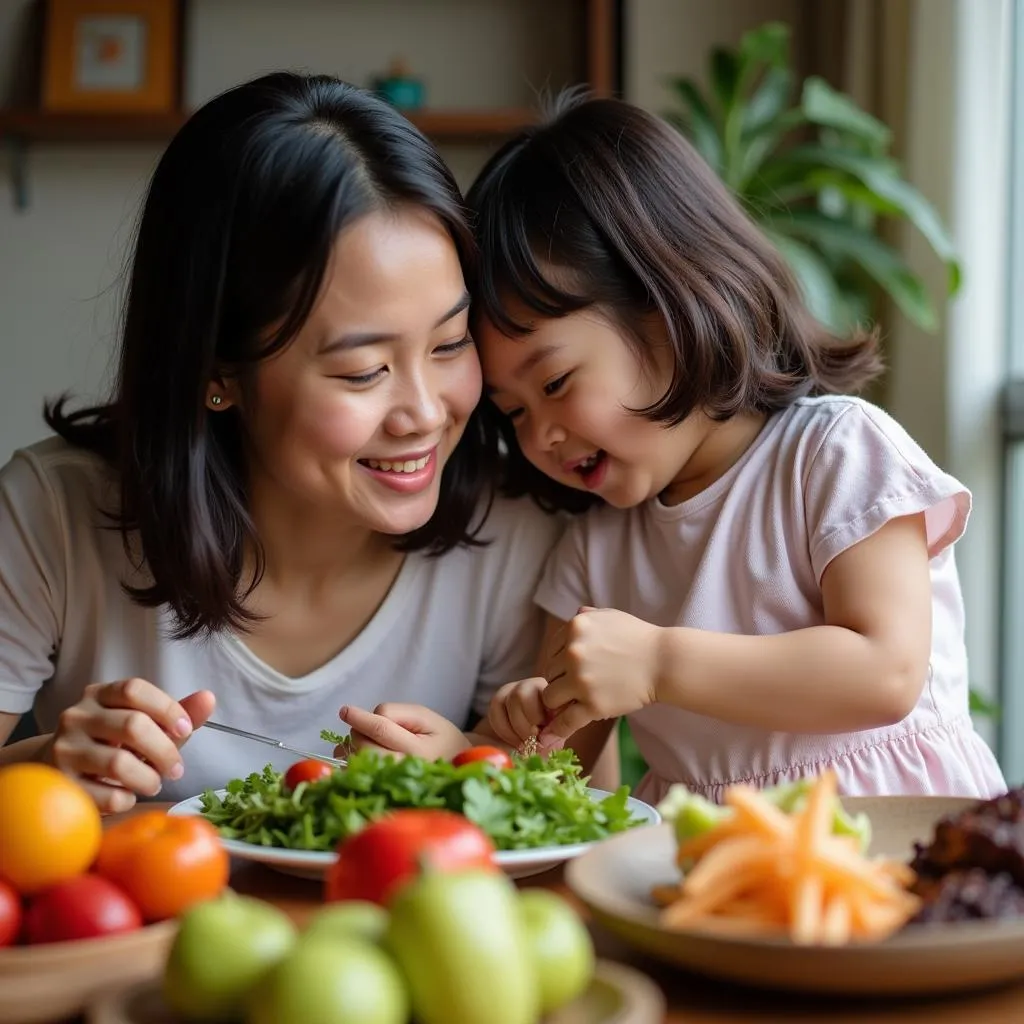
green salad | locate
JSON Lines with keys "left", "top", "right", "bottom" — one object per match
{"left": 198, "top": 746, "right": 640, "bottom": 852}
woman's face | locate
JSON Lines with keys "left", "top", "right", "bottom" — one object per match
{"left": 232, "top": 207, "right": 481, "bottom": 536}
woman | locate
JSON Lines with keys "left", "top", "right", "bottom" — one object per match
{"left": 0, "top": 72, "right": 564, "bottom": 812}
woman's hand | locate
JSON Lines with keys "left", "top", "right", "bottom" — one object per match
{"left": 339, "top": 703, "right": 472, "bottom": 762}
{"left": 539, "top": 607, "right": 662, "bottom": 744}
{"left": 41, "top": 679, "right": 216, "bottom": 814}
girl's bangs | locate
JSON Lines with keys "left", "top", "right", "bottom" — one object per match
{"left": 475, "top": 192, "right": 590, "bottom": 337}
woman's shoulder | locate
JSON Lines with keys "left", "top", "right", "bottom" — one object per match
{"left": 1, "top": 436, "right": 114, "bottom": 516}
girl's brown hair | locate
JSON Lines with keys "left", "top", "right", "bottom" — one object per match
{"left": 468, "top": 90, "right": 883, "bottom": 512}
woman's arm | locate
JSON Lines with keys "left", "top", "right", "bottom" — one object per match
{"left": 541, "top": 513, "right": 934, "bottom": 740}
{"left": 0, "top": 711, "right": 49, "bottom": 765}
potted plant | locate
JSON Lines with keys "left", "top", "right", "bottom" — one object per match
{"left": 665, "top": 21, "right": 960, "bottom": 336}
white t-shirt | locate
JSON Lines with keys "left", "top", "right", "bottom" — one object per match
{"left": 535, "top": 396, "right": 1006, "bottom": 804}
{"left": 0, "top": 437, "right": 563, "bottom": 802}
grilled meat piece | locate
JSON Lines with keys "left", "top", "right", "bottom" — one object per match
{"left": 910, "top": 788, "right": 1024, "bottom": 886}
{"left": 910, "top": 869, "right": 1024, "bottom": 923}
{"left": 906, "top": 787, "right": 1024, "bottom": 924}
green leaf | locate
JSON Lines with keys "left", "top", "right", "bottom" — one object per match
{"left": 710, "top": 47, "right": 742, "bottom": 114}
{"left": 768, "top": 211, "right": 938, "bottom": 331}
{"left": 765, "top": 229, "right": 849, "bottom": 333}
{"left": 801, "top": 77, "right": 892, "bottom": 150}
{"left": 667, "top": 78, "right": 724, "bottom": 172}
{"left": 969, "top": 688, "right": 1001, "bottom": 718}
{"left": 741, "top": 65, "right": 794, "bottom": 137}
{"left": 738, "top": 21, "right": 791, "bottom": 69}
{"left": 756, "top": 145, "right": 961, "bottom": 295}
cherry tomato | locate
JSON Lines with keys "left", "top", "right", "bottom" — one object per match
{"left": 325, "top": 809, "right": 497, "bottom": 907}
{"left": 452, "top": 746, "right": 514, "bottom": 770}
{"left": 0, "top": 878, "right": 22, "bottom": 947}
{"left": 284, "top": 759, "right": 334, "bottom": 790}
{"left": 95, "top": 811, "right": 229, "bottom": 922}
{"left": 23, "top": 874, "right": 141, "bottom": 945}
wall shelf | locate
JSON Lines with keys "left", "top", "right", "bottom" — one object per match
{"left": 0, "top": 106, "right": 541, "bottom": 209}
{"left": 0, "top": 107, "right": 540, "bottom": 145}
{"left": 0, "top": 0, "right": 618, "bottom": 210}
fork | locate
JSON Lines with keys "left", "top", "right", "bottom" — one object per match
{"left": 203, "top": 721, "right": 348, "bottom": 768}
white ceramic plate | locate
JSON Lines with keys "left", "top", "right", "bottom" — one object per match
{"left": 169, "top": 787, "right": 660, "bottom": 881}
{"left": 566, "top": 796, "right": 1024, "bottom": 997}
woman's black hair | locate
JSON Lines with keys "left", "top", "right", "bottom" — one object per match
{"left": 467, "top": 90, "right": 884, "bottom": 514}
{"left": 45, "top": 71, "right": 496, "bottom": 639}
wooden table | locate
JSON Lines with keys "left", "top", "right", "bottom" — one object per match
{"left": 88, "top": 807, "right": 1024, "bottom": 1024}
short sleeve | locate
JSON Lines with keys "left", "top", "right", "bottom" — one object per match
{"left": 803, "top": 402, "right": 971, "bottom": 583}
{"left": 471, "top": 500, "right": 566, "bottom": 718}
{"left": 533, "top": 514, "right": 592, "bottom": 622}
{"left": 0, "top": 451, "right": 66, "bottom": 714}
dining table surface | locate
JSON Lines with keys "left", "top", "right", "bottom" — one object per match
{"left": 71, "top": 802, "right": 1024, "bottom": 1024}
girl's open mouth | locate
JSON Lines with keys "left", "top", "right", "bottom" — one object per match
{"left": 574, "top": 450, "right": 608, "bottom": 489}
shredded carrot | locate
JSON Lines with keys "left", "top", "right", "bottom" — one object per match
{"left": 655, "top": 771, "right": 920, "bottom": 945}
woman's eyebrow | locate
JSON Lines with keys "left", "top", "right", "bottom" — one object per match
{"left": 321, "top": 292, "right": 471, "bottom": 353}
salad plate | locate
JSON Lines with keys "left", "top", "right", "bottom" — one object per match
{"left": 169, "top": 787, "right": 660, "bottom": 881}
{"left": 566, "top": 794, "right": 1024, "bottom": 997}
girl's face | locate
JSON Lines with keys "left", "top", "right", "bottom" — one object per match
{"left": 228, "top": 207, "right": 481, "bottom": 536}
{"left": 479, "top": 307, "right": 722, "bottom": 508}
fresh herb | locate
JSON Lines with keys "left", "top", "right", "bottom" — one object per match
{"left": 198, "top": 747, "right": 639, "bottom": 852}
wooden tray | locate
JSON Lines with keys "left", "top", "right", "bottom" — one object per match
{"left": 0, "top": 920, "right": 177, "bottom": 1024}
{"left": 88, "top": 958, "right": 666, "bottom": 1024}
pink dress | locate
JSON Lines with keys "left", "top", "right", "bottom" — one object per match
{"left": 534, "top": 396, "right": 1006, "bottom": 805}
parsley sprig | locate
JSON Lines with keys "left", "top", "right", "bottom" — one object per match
{"left": 197, "top": 747, "right": 639, "bottom": 852}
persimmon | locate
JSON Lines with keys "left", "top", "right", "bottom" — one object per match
{"left": 95, "top": 811, "right": 229, "bottom": 921}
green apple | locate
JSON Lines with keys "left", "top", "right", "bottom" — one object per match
{"left": 517, "top": 889, "right": 595, "bottom": 1014}
{"left": 163, "top": 892, "right": 298, "bottom": 1021}
{"left": 245, "top": 937, "right": 408, "bottom": 1024}
{"left": 302, "top": 901, "right": 389, "bottom": 945}
{"left": 386, "top": 869, "right": 539, "bottom": 1024}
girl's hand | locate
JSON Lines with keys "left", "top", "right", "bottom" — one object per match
{"left": 339, "top": 703, "right": 471, "bottom": 762}
{"left": 540, "top": 607, "right": 661, "bottom": 743}
{"left": 486, "top": 677, "right": 553, "bottom": 749}
{"left": 42, "top": 679, "right": 216, "bottom": 815}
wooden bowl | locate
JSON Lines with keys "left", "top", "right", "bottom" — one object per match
{"left": 88, "top": 958, "right": 665, "bottom": 1024}
{"left": 0, "top": 920, "right": 178, "bottom": 1024}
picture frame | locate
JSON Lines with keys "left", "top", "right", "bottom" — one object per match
{"left": 39, "top": 0, "right": 181, "bottom": 114}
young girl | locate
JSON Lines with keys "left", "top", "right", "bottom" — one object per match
{"left": 466, "top": 92, "right": 1006, "bottom": 804}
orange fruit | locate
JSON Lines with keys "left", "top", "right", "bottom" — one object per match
{"left": 0, "top": 763, "right": 102, "bottom": 895}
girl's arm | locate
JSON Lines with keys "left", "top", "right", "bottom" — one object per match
{"left": 655, "top": 512, "right": 932, "bottom": 731}
{"left": 541, "top": 512, "right": 933, "bottom": 739}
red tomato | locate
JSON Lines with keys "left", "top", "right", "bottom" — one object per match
{"left": 95, "top": 811, "right": 229, "bottom": 922}
{"left": 0, "top": 878, "right": 22, "bottom": 947}
{"left": 23, "top": 874, "right": 141, "bottom": 945}
{"left": 325, "top": 809, "right": 497, "bottom": 907}
{"left": 452, "top": 746, "right": 514, "bottom": 770}
{"left": 284, "top": 759, "right": 334, "bottom": 790}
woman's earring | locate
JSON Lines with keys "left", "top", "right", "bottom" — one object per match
{"left": 209, "top": 395, "right": 223, "bottom": 407}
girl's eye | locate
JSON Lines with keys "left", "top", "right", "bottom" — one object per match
{"left": 435, "top": 336, "right": 474, "bottom": 355}
{"left": 339, "top": 367, "right": 387, "bottom": 385}
{"left": 543, "top": 372, "right": 570, "bottom": 396}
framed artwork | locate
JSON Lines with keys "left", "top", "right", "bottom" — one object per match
{"left": 40, "top": 0, "right": 181, "bottom": 113}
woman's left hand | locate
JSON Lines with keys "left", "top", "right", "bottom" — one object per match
{"left": 540, "top": 607, "right": 662, "bottom": 744}
{"left": 338, "top": 703, "right": 471, "bottom": 761}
